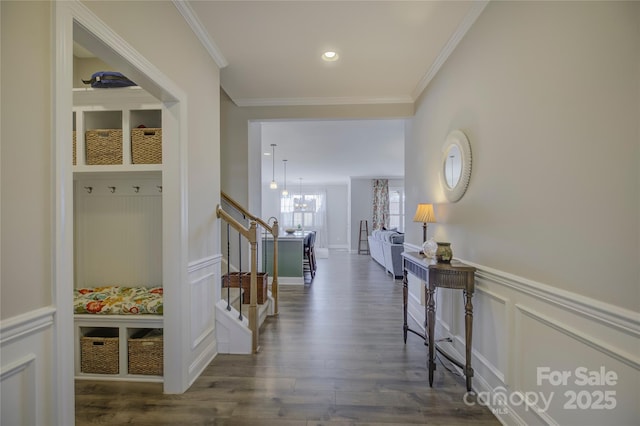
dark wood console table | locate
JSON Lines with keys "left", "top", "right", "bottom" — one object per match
{"left": 402, "top": 251, "right": 476, "bottom": 391}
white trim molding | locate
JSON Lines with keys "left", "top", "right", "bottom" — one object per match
{"left": 234, "top": 95, "right": 414, "bottom": 108}
{"left": 1, "top": 308, "right": 55, "bottom": 426}
{"left": 516, "top": 304, "right": 640, "bottom": 371}
{"left": 188, "top": 254, "right": 222, "bottom": 274}
{"left": 464, "top": 259, "right": 640, "bottom": 338}
{"left": 172, "top": 0, "right": 228, "bottom": 69}
{"left": 403, "top": 252, "right": 640, "bottom": 425}
{"left": 412, "top": 0, "right": 490, "bottom": 100}
{"left": 1, "top": 354, "right": 37, "bottom": 426}
{"left": 0, "top": 307, "right": 56, "bottom": 346}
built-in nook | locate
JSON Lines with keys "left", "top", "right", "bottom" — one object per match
{"left": 72, "top": 87, "right": 164, "bottom": 382}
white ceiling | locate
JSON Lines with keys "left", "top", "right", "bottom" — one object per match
{"left": 260, "top": 119, "right": 405, "bottom": 186}
{"left": 186, "top": 0, "right": 482, "bottom": 106}
{"left": 75, "top": 1, "right": 487, "bottom": 186}
{"left": 178, "top": 1, "right": 486, "bottom": 186}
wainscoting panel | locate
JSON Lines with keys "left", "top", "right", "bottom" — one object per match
{"left": 514, "top": 304, "right": 639, "bottom": 426}
{"left": 0, "top": 307, "right": 56, "bottom": 425}
{"left": 1, "top": 354, "right": 37, "bottom": 426}
{"left": 186, "top": 255, "right": 221, "bottom": 386}
{"left": 402, "top": 243, "right": 639, "bottom": 425}
{"left": 469, "top": 286, "right": 508, "bottom": 386}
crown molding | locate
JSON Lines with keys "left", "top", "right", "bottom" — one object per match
{"left": 172, "top": 0, "right": 228, "bottom": 69}
{"left": 233, "top": 95, "right": 414, "bottom": 108}
{"left": 411, "top": 0, "right": 490, "bottom": 100}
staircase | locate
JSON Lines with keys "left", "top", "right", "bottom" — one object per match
{"left": 216, "top": 287, "right": 274, "bottom": 354}
{"left": 216, "top": 192, "right": 280, "bottom": 354}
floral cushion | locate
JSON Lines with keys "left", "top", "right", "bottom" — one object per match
{"left": 74, "top": 286, "right": 163, "bottom": 315}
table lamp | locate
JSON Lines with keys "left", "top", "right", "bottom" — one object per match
{"left": 413, "top": 203, "right": 436, "bottom": 243}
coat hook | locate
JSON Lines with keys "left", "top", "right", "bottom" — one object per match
{"left": 157, "top": 185, "right": 163, "bottom": 193}
{"left": 84, "top": 186, "right": 93, "bottom": 194}
{"left": 133, "top": 186, "right": 140, "bottom": 193}
{"left": 108, "top": 186, "right": 116, "bottom": 193}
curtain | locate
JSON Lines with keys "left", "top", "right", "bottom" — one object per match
{"left": 280, "top": 186, "right": 328, "bottom": 257}
{"left": 372, "top": 179, "right": 389, "bottom": 230}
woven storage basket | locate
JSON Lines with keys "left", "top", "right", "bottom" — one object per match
{"left": 131, "top": 128, "right": 162, "bottom": 164}
{"left": 222, "top": 272, "right": 269, "bottom": 304}
{"left": 85, "top": 129, "right": 123, "bottom": 165}
{"left": 81, "top": 329, "right": 119, "bottom": 374}
{"left": 128, "top": 329, "right": 163, "bottom": 375}
{"left": 72, "top": 131, "right": 76, "bottom": 165}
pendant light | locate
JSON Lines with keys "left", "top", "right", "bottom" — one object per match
{"left": 282, "top": 159, "right": 289, "bottom": 196}
{"left": 269, "top": 144, "right": 278, "bottom": 189}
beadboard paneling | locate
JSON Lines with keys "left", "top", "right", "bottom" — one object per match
{"left": 74, "top": 177, "right": 162, "bottom": 288}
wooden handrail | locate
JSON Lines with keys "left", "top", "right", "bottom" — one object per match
{"left": 217, "top": 204, "right": 260, "bottom": 353}
{"left": 216, "top": 205, "right": 255, "bottom": 242}
{"left": 221, "top": 191, "right": 277, "bottom": 236}
{"left": 220, "top": 191, "right": 279, "bottom": 315}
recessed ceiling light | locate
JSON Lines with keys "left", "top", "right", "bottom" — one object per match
{"left": 322, "top": 51, "right": 339, "bottom": 62}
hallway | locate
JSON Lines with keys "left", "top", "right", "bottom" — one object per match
{"left": 76, "top": 251, "right": 500, "bottom": 425}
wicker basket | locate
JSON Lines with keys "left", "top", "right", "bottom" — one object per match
{"left": 131, "top": 128, "right": 162, "bottom": 164}
{"left": 222, "top": 272, "right": 269, "bottom": 304}
{"left": 85, "top": 129, "right": 123, "bottom": 165}
{"left": 128, "top": 329, "right": 163, "bottom": 376}
{"left": 81, "top": 329, "right": 119, "bottom": 374}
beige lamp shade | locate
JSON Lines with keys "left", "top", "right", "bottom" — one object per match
{"left": 413, "top": 203, "right": 436, "bottom": 223}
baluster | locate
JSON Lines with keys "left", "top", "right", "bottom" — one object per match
{"left": 226, "top": 223, "right": 231, "bottom": 311}
{"left": 238, "top": 230, "right": 243, "bottom": 321}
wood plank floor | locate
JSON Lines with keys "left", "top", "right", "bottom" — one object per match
{"left": 76, "top": 251, "right": 500, "bottom": 425}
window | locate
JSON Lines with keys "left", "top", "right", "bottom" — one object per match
{"left": 280, "top": 189, "right": 327, "bottom": 249}
{"left": 280, "top": 193, "right": 324, "bottom": 230}
{"left": 281, "top": 194, "right": 319, "bottom": 228}
{"left": 388, "top": 187, "right": 404, "bottom": 232}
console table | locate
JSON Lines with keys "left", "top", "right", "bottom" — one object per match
{"left": 402, "top": 251, "right": 476, "bottom": 391}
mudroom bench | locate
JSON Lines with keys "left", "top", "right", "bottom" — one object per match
{"left": 74, "top": 286, "right": 164, "bottom": 382}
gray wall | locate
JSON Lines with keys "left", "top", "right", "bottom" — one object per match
{"left": 326, "top": 184, "right": 349, "bottom": 250}
{"left": 261, "top": 183, "right": 350, "bottom": 250}
{"left": 403, "top": 2, "right": 639, "bottom": 423}
{"left": 350, "top": 177, "right": 404, "bottom": 252}
{"left": 406, "top": 0, "right": 639, "bottom": 311}
{"left": 349, "top": 178, "right": 373, "bottom": 253}
{"left": 1, "top": 0, "right": 222, "bottom": 421}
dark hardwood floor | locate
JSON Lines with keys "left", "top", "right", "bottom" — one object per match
{"left": 76, "top": 251, "right": 500, "bottom": 425}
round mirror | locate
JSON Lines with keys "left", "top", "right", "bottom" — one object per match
{"left": 440, "top": 130, "right": 472, "bottom": 203}
{"left": 444, "top": 144, "right": 462, "bottom": 189}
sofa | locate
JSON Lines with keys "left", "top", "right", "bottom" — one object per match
{"left": 368, "top": 229, "right": 405, "bottom": 278}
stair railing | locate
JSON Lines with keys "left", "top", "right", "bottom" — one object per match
{"left": 221, "top": 191, "right": 279, "bottom": 315}
{"left": 216, "top": 205, "right": 261, "bottom": 353}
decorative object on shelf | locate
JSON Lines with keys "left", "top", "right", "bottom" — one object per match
{"left": 435, "top": 242, "right": 453, "bottom": 263}
{"left": 281, "top": 159, "right": 289, "bottom": 196}
{"left": 285, "top": 228, "right": 296, "bottom": 234}
{"left": 413, "top": 203, "right": 436, "bottom": 243}
{"left": 422, "top": 238, "right": 438, "bottom": 259}
{"left": 440, "top": 130, "right": 472, "bottom": 203}
{"left": 82, "top": 71, "right": 137, "bottom": 88}
{"left": 269, "top": 143, "right": 278, "bottom": 189}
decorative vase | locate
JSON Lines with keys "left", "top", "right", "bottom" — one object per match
{"left": 422, "top": 238, "right": 438, "bottom": 259}
{"left": 435, "top": 242, "right": 453, "bottom": 264}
